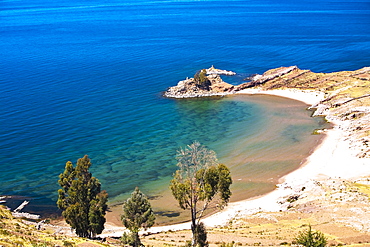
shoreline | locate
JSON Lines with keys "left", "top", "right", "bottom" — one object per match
{"left": 235, "top": 88, "right": 326, "bottom": 106}
{"left": 203, "top": 88, "right": 369, "bottom": 225}
{"left": 99, "top": 88, "right": 370, "bottom": 237}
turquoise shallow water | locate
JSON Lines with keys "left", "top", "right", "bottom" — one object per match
{"left": 0, "top": 0, "right": 369, "bottom": 217}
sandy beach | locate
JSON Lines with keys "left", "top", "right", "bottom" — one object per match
{"left": 203, "top": 88, "right": 370, "bottom": 228}
{"left": 99, "top": 88, "right": 370, "bottom": 238}
{"left": 204, "top": 88, "right": 370, "bottom": 225}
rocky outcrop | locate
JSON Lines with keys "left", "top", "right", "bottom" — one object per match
{"left": 164, "top": 73, "right": 234, "bottom": 98}
{"left": 233, "top": 66, "right": 301, "bottom": 91}
{"left": 250, "top": 66, "right": 298, "bottom": 86}
{"left": 206, "top": 65, "right": 236, "bottom": 76}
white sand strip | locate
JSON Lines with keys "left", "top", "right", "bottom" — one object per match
{"left": 236, "top": 88, "right": 325, "bottom": 106}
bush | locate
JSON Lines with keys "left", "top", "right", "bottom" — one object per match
{"left": 194, "top": 222, "right": 208, "bottom": 247}
{"left": 294, "top": 225, "right": 327, "bottom": 247}
{"left": 63, "top": 240, "right": 75, "bottom": 247}
{"left": 194, "top": 69, "right": 211, "bottom": 90}
{"left": 184, "top": 241, "right": 192, "bottom": 247}
{"left": 121, "top": 232, "right": 135, "bottom": 246}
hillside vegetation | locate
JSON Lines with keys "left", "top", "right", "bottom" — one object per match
{"left": 0, "top": 205, "right": 110, "bottom": 247}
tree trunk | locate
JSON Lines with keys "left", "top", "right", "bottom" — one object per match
{"left": 191, "top": 205, "right": 197, "bottom": 246}
{"left": 191, "top": 221, "right": 196, "bottom": 246}
{"left": 133, "top": 231, "right": 141, "bottom": 247}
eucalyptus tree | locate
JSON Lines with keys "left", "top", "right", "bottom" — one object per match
{"left": 57, "top": 155, "right": 108, "bottom": 238}
{"left": 170, "top": 141, "right": 232, "bottom": 246}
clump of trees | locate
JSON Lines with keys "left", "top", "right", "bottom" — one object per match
{"left": 121, "top": 187, "right": 156, "bottom": 247}
{"left": 294, "top": 225, "right": 327, "bottom": 247}
{"left": 57, "top": 155, "right": 108, "bottom": 238}
{"left": 194, "top": 69, "right": 211, "bottom": 90}
{"left": 56, "top": 144, "right": 232, "bottom": 246}
{"left": 170, "top": 141, "right": 232, "bottom": 247}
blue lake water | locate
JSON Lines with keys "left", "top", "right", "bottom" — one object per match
{"left": 0, "top": 0, "right": 369, "bottom": 218}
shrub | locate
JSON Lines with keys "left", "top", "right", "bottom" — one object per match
{"left": 194, "top": 222, "right": 208, "bottom": 247}
{"left": 294, "top": 225, "right": 327, "bottom": 247}
{"left": 194, "top": 69, "right": 211, "bottom": 90}
{"left": 121, "top": 232, "right": 135, "bottom": 246}
{"left": 63, "top": 240, "right": 75, "bottom": 247}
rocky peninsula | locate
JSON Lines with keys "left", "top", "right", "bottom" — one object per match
{"left": 164, "top": 66, "right": 236, "bottom": 98}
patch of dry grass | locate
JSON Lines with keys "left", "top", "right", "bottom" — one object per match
{"left": 139, "top": 178, "right": 370, "bottom": 247}
{"left": 0, "top": 205, "right": 111, "bottom": 247}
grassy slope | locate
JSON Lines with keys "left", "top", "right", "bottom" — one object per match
{"left": 255, "top": 67, "right": 370, "bottom": 106}
{"left": 0, "top": 205, "right": 110, "bottom": 247}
